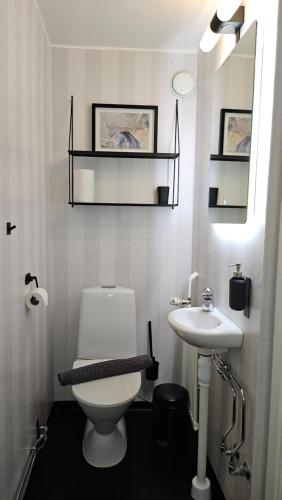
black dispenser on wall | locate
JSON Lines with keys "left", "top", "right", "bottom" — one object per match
{"left": 229, "top": 264, "right": 251, "bottom": 318}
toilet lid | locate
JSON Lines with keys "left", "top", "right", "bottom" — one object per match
{"left": 71, "top": 359, "right": 141, "bottom": 407}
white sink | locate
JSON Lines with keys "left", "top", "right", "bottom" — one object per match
{"left": 168, "top": 307, "right": 243, "bottom": 351}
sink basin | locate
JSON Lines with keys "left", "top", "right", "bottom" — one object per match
{"left": 168, "top": 307, "right": 243, "bottom": 350}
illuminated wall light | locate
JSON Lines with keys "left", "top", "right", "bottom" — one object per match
{"left": 217, "top": 0, "right": 243, "bottom": 22}
{"left": 199, "top": 2, "right": 244, "bottom": 52}
{"left": 199, "top": 25, "right": 221, "bottom": 53}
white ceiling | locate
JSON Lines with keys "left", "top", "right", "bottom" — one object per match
{"left": 37, "top": 0, "right": 219, "bottom": 51}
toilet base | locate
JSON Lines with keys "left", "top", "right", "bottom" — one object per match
{"left": 83, "top": 417, "right": 127, "bottom": 468}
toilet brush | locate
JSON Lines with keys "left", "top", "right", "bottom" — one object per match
{"left": 145, "top": 321, "right": 159, "bottom": 381}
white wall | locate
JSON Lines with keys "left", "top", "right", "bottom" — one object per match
{"left": 50, "top": 47, "right": 197, "bottom": 400}
{"left": 263, "top": 1, "right": 282, "bottom": 496}
{"left": 192, "top": 1, "right": 280, "bottom": 500}
{"left": 0, "top": 1, "right": 52, "bottom": 499}
{"left": 265, "top": 201, "right": 282, "bottom": 499}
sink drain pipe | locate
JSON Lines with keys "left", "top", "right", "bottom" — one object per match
{"left": 191, "top": 352, "right": 213, "bottom": 500}
{"left": 16, "top": 422, "right": 48, "bottom": 500}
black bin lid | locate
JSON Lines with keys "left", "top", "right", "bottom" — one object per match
{"left": 153, "top": 383, "right": 189, "bottom": 406}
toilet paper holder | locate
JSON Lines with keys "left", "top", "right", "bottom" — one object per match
{"left": 25, "top": 273, "right": 39, "bottom": 288}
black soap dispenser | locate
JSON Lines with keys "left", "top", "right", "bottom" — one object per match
{"left": 229, "top": 264, "right": 251, "bottom": 317}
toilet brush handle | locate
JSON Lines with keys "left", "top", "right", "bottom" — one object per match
{"left": 145, "top": 321, "right": 159, "bottom": 381}
{"left": 148, "top": 321, "right": 154, "bottom": 359}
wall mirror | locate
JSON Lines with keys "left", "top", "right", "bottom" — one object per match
{"left": 208, "top": 22, "right": 257, "bottom": 224}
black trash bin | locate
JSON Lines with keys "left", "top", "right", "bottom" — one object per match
{"left": 152, "top": 383, "right": 189, "bottom": 451}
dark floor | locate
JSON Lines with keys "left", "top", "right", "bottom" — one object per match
{"left": 24, "top": 402, "right": 225, "bottom": 500}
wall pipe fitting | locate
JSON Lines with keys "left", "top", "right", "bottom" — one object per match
{"left": 16, "top": 423, "right": 48, "bottom": 500}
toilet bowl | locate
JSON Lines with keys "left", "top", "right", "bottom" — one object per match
{"left": 72, "top": 286, "right": 140, "bottom": 467}
{"left": 72, "top": 358, "right": 141, "bottom": 467}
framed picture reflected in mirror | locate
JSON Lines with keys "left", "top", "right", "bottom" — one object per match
{"left": 219, "top": 108, "right": 252, "bottom": 157}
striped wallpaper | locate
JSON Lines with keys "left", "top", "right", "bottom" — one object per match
{"left": 0, "top": 1, "right": 52, "bottom": 498}
{"left": 0, "top": 3, "right": 277, "bottom": 500}
{"left": 50, "top": 47, "right": 198, "bottom": 400}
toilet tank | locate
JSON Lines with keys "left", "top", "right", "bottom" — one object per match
{"left": 77, "top": 286, "right": 137, "bottom": 359}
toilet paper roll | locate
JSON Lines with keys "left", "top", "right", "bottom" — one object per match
{"left": 74, "top": 169, "right": 94, "bottom": 185}
{"left": 74, "top": 169, "right": 95, "bottom": 202}
{"left": 74, "top": 185, "right": 95, "bottom": 203}
{"left": 25, "top": 288, "right": 48, "bottom": 310}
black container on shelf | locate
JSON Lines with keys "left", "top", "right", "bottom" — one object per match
{"left": 209, "top": 187, "right": 218, "bottom": 207}
{"left": 157, "top": 186, "right": 169, "bottom": 205}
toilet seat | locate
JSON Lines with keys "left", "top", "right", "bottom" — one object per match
{"left": 71, "top": 359, "right": 141, "bottom": 408}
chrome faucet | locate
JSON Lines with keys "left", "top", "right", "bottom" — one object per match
{"left": 169, "top": 271, "right": 199, "bottom": 307}
{"left": 202, "top": 287, "right": 214, "bottom": 312}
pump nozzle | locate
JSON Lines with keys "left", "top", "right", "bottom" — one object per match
{"left": 229, "top": 264, "right": 242, "bottom": 277}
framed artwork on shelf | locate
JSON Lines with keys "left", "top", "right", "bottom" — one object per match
{"left": 92, "top": 103, "right": 158, "bottom": 154}
{"left": 219, "top": 108, "right": 252, "bottom": 156}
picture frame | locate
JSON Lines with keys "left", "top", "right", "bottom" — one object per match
{"left": 92, "top": 104, "right": 158, "bottom": 153}
{"left": 219, "top": 108, "right": 252, "bottom": 156}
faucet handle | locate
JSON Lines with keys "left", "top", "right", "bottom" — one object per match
{"left": 202, "top": 287, "right": 213, "bottom": 297}
{"left": 169, "top": 297, "right": 182, "bottom": 306}
{"left": 169, "top": 297, "right": 191, "bottom": 306}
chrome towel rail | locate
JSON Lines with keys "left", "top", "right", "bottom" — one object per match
{"left": 213, "top": 355, "right": 251, "bottom": 479}
{"left": 213, "top": 355, "right": 237, "bottom": 455}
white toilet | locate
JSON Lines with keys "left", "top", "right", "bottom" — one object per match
{"left": 71, "top": 286, "right": 141, "bottom": 468}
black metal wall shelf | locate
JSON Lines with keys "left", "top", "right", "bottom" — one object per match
{"left": 68, "top": 96, "right": 180, "bottom": 208}
{"left": 69, "top": 150, "right": 179, "bottom": 160}
{"left": 68, "top": 202, "right": 178, "bottom": 207}
{"left": 210, "top": 154, "right": 249, "bottom": 162}
{"left": 209, "top": 204, "right": 247, "bottom": 209}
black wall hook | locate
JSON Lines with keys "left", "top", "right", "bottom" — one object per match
{"left": 6, "top": 222, "right": 16, "bottom": 235}
{"left": 25, "top": 273, "right": 39, "bottom": 288}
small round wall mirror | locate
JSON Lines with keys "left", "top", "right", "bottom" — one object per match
{"left": 171, "top": 71, "right": 195, "bottom": 97}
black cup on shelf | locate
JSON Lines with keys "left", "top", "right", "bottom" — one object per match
{"left": 209, "top": 187, "right": 218, "bottom": 207}
{"left": 157, "top": 186, "right": 169, "bottom": 205}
